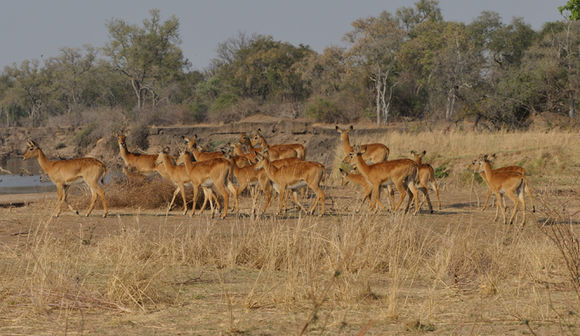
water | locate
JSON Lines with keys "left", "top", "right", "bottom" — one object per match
{"left": 0, "top": 175, "right": 56, "bottom": 194}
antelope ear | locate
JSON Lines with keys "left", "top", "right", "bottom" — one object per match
{"left": 410, "top": 150, "right": 415, "bottom": 155}
{"left": 490, "top": 153, "right": 496, "bottom": 159}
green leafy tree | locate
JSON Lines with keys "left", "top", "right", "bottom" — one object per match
{"left": 559, "top": 0, "right": 580, "bottom": 20}
{"left": 344, "top": 11, "right": 406, "bottom": 124}
{"left": 104, "top": 9, "right": 187, "bottom": 109}
{"left": 212, "top": 35, "right": 312, "bottom": 102}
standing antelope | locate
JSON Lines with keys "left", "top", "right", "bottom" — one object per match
{"left": 117, "top": 134, "right": 167, "bottom": 178}
{"left": 410, "top": 150, "right": 441, "bottom": 212}
{"left": 177, "top": 151, "right": 237, "bottom": 219}
{"left": 156, "top": 147, "right": 192, "bottom": 216}
{"left": 336, "top": 125, "right": 389, "bottom": 164}
{"left": 183, "top": 135, "right": 226, "bottom": 161}
{"left": 251, "top": 128, "right": 305, "bottom": 160}
{"left": 348, "top": 146, "right": 419, "bottom": 214}
{"left": 255, "top": 150, "right": 325, "bottom": 216}
{"left": 472, "top": 155, "right": 527, "bottom": 226}
{"left": 471, "top": 154, "right": 535, "bottom": 213}
{"left": 23, "top": 140, "right": 108, "bottom": 217}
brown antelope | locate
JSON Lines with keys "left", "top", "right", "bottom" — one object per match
{"left": 473, "top": 154, "right": 536, "bottom": 213}
{"left": 336, "top": 125, "right": 389, "bottom": 164}
{"left": 348, "top": 146, "right": 420, "bottom": 214}
{"left": 228, "top": 155, "right": 273, "bottom": 216}
{"left": 117, "top": 134, "right": 167, "bottom": 179}
{"left": 410, "top": 150, "right": 441, "bottom": 211}
{"left": 255, "top": 150, "right": 325, "bottom": 216}
{"left": 251, "top": 128, "right": 305, "bottom": 160}
{"left": 156, "top": 147, "right": 192, "bottom": 216}
{"left": 23, "top": 140, "right": 108, "bottom": 217}
{"left": 183, "top": 135, "right": 226, "bottom": 161}
{"left": 472, "top": 155, "right": 527, "bottom": 225}
{"left": 176, "top": 151, "right": 237, "bottom": 219}
{"left": 339, "top": 167, "right": 375, "bottom": 212}
{"left": 230, "top": 142, "right": 258, "bottom": 166}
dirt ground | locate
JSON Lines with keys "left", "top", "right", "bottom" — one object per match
{"left": 0, "top": 179, "right": 579, "bottom": 335}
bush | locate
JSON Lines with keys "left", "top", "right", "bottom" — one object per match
{"left": 306, "top": 98, "right": 339, "bottom": 123}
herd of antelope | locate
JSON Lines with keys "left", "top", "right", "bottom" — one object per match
{"left": 21, "top": 125, "right": 535, "bottom": 225}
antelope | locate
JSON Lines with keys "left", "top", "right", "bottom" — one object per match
{"left": 117, "top": 134, "right": 167, "bottom": 179}
{"left": 348, "top": 146, "right": 419, "bottom": 214}
{"left": 336, "top": 125, "right": 389, "bottom": 164}
{"left": 339, "top": 167, "right": 375, "bottom": 212}
{"left": 156, "top": 147, "right": 192, "bottom": 216}
{"left": 23, "top": 140, "right": 108, "bottom": 217}
{"left": 230, "top": 142, "right": 258, "bottom": 166}
{"left": 176, "top": 151, "right": 237, "bottom": 219}
{"left": 472, "top": 155, "right": 527, "bottom": 225}
{"left": 410, "top": 150, "right": 441, "bottom": 211}
{"left": 251, "top": 128, "right": 305, "bottom": 160}
{"left": 183, "top": 135, "right": 226, "bottom": 161}
{"left": 228, "top": 155, "right": 273, "bottom": 216}
{"left": 255, "top": 150, "right": 325, "bottom": 216}
{"left": 472, "top": 154, "right": 536, "bottom": 213}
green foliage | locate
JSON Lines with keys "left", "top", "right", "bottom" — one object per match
{"left": 434, "top": 165, "right": 449, "bottom": 179}
{"left": 210, "top": 93, "right": 238, "bottom": 113}
{"left": 305, "top": 98, "right": 339, "bottom": 123}
{"left": 560, "top": 0, "right": 580, "bottom": 20}
{"left": 73, "top": 122, "right": 97, "bottom": 148}
{"left": 0, "top": 3, "right": 577, "bottom": 129}
{"left": 188, "top": 102, "right": 208, "bottom": 122}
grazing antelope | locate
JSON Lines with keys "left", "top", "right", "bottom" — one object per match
{"left": 336, "top": 125, "right": 389, "bottom": 164}
{"left": 251, "top": 128, "right": 305, "bottom": 160}
{"left": 471, "top": 154, "right": 536, "bottom": 213}
{"left": 472, "top": 155, "right": 527, "bottom": 225}
{"left": 176, "top": 151, "right": 237, "bottom": 219}
{"left": 255, "top": 150, "right": 325, "bottom": 216}
{"left": 348, "top": 146, "right": 419, "bottom": 214}
{"left": 339, "top": 167, "right": 375, "bottom": 212}
{"left": 117, "top": 134, "right": 167, "bottom": 179}
{"left": 23, "top": 140, "right": 108, "bottom": 217}
{"left": 410, "top": 150, "right": 441, "bottom": 211}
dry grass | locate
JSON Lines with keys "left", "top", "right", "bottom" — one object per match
{"left": 1, "top": 129, "right": 579, "bottom": 335}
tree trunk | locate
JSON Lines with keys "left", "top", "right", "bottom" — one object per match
{"left": 375, "top": 74, "right": 381, "bottom": 125}
{"left": 131, "top": 78, "right": 143, "bottom": 109}
{"left": 570, "top": 93, "right": 577, "bottom": 119}
{"left": 446, "top": 87, "right": 456, "bottom": 120}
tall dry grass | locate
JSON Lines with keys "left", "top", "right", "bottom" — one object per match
{"left": 2, "top": 206, "right": 576, "bottom": 331}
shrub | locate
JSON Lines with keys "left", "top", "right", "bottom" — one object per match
{"left": 306, "top": 98, "right": 339, "bottom": 123}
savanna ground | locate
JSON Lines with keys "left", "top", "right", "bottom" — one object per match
{"left": 1, "top": 129, "right": 579, "bottom": 335}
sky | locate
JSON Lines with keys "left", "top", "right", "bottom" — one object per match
{"left": 0, "top": 0, "right": 567, "bottom": 72}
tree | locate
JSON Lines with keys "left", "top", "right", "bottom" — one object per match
{"left": 1, "top": 60, "right": 54, "bottom": 126}
{"left": 212, "top": 35, "right": 312, "bottom": 102}
{"left": 45, "top": 46, "right": 98, "bottom": 115}
{"left": 559, "top": 0, "right": 580, "bottom": 20}
{"left": 344, "top": 11, "right": 406, "bottom": 125}
{"left": 104, "top": 9, "right": 187, "bottom": 109}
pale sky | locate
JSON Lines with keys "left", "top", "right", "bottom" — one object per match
{"left": 0, "top": 0, "right": 566, "bottom": 72}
